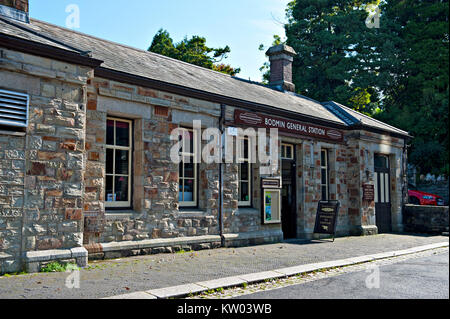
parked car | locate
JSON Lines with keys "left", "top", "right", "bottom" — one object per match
{"left": 408, "top": 184, "right": 445, "bottom": 206}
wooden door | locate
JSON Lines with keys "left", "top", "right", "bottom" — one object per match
{"left": 281, "top": 144, "right": 297, "bottom": 239}
{"left": 374, "top": 154, "right": 392, "bottom": 233}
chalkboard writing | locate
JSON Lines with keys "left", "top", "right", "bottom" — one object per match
{"left": 313, "top": 201, "right": 340, "bottom": 238}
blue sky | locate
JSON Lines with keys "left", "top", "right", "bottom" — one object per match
{"left": 29, "top": 0, "right": 291, "bottom": 81}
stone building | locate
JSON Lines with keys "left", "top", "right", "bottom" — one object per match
{"left": 0, "top": 1, "right": 411, "bottom": 273}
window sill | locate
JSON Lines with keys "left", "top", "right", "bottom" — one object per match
{"left": 105, "top": 210, "right": 138, "bottom": 219}
{"left": 178, "top": 208, "right": 208, "bottom": 217}
{"left": 236, "top": 208, "right": 259, "bottom": 216}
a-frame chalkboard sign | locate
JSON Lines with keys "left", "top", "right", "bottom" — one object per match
{"left": 313, "top": 200, "right": 340, "bottom": 242}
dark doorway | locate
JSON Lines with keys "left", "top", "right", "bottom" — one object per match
{"left": 374, "top": 154, "right": 392, "bottom": 233}
{"left": 281, "top": 144, "right": 297, "bottom": 239}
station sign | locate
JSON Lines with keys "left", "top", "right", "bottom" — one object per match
{"left": 234, "top": 109, "right": 344, "bottom": 142}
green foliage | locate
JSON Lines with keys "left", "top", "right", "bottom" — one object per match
{"left": 40, "top": 262, "right": 78, "bottom": 273}
{"left": 268, "top": 0, "right": 448, "bottom": 175}
{"left": 284, "top": 0, "right": 382, "bottom": 115}
{"left": 176, "top": 249, "right": 193, "bottom": 254}
{"left": 148, "top": 29, "right": 241, "bottom": 76}
{"left": 0, "top": 271, "right": 27, "bottom": 277}
{"left": 373, "top": 0, "right": 449, "bottom": 176}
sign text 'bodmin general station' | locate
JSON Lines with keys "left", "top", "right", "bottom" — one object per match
{"left": 234, "top": 110, "right": 344, "bottom": 142}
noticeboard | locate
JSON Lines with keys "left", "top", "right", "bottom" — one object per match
{"left": 313, "top": 201, "right": 340, "bottom": 238}
{"left": 363, "top": 184, "right": 375, "bottom": 201}
{"left": 262, "top": 189, "right": 281, "bottom": 224}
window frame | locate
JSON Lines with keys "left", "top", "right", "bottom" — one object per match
{"left": 281, "top": 143, "right": 294, "bottom": 160}
{"left": 374, "top": 154, "right": 390, "bottom": 204}
{"left": 238, "top": 136, "right": 252, "bottom": 207}
{"left": 178, "top": 127, "right": 199, "bottom": 208}
{"left": 320, "top": 149, "right": 330, "bottom": 201}
{"left": 105, "top": 117, "right": 133, "bottom": 209}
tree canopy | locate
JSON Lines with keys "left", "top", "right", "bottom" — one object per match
{"left": 374, "top": 0, "right": 449, "bottom": 176}
{"left": 148, "top": 29, "right": 241, "bottom": 76}
{"left": 263, "top": 0, "right": 448, "bottom": 176}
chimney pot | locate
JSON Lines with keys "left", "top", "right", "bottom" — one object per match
{"left": 0, "top": 0, "right": 29, "bottom": 23}
{"left": 266, "top": 44, "right": 297, "bottom": 92}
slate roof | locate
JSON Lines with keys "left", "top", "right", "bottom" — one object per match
{"left": 0, "top": 16, "right": 410, "bottom": 138}
{"left": 323, "top": 101, "right": 410, "bottom": 137}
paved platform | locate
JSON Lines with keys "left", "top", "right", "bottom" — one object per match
{"left": 0, "top": 233, "right": 448, "bottom": 299}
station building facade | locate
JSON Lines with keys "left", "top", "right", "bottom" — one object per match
{"left": 0, "top": 0, "right": 411, "bottom": 273}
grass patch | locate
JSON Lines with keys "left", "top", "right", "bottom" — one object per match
{"left": 176, "top": 249, "right": 193, "bottom": 254}
{"left": 40, "top": 262, "right": 79, "bottom": 273}
{"left": 1, "top": 271, "right": 28, "bottom": 277}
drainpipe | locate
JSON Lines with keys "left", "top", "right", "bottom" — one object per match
{"left": 219, "top": 104, "right": 225, "bottom": 246}
{"left": 401, "top": 139, "right": 410, "bottom": 231}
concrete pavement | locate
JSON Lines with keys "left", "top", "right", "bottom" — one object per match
{"left": 0, "top": 233, "right": 448, "bottom": 299}
{"left": 108, "top": 241, "right": 449, "bottom": 299}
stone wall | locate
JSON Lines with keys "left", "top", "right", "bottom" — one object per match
{"left": 0, "top": 132, "right": 25, "bottom": 273}
{"left": 0, "top": 0, "right": 28, "bottom": 12}
{"left": 82, "top": 77, "right": 222, "bottom": 251}
{"left": 80, "top": 83, "right": 288, "bottom": 256}
{"left": 360, "top": 131, "right": 406, "bottom": 233}
{"left": 0, "top": 47, "right": 91, "bottom": 273}
{"left": 403, "top": 204, "right": 449, "bottom": 234}
{"left": 297, "top": 139, "right": 352, "bottom": 238}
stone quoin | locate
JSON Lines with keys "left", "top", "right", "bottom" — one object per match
{"left": 0, "top": 0, "right": 412, "bottom": 273}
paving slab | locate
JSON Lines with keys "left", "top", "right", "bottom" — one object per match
{"left": 104, "top": 292, "right": 156, "bottom": 299}
{"left": 196, "top": 276, "right": 247, "bottom": 290}
{"left": 147, "top": 283, "right": 206, "bottom": 299}
{"left": 237, "top": 271, "right": 286, "bottom": 284}
{"left": 275, "top": 263, "right": 328, "bottom": 277}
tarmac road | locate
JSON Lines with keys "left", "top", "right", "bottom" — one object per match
{"left": 234, "top": 251, "right": 449, "bottom": 299}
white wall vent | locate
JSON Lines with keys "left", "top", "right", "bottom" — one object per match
{"left": 0, "top": 89, "right": 29, "bottom": 128}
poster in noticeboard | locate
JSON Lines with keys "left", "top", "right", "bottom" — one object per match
{"left": 263, "top": 189, "right": 281, "bottom": 224}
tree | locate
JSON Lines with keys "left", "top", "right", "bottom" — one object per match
{"left": 374, "top": 0, "right": 449, "bottom": 176}
{"left": 283, "top": 0, "right": 382, "bottom": 115}
{"left": 148, "top": 29, "right": 241, "bottom": 76}
{"left": 275, "top": 0, "right": 448, "bottom": 176}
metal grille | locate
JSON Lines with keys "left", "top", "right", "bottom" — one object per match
{"left": 0, "top": 89, "right": 29, "bottom": 128}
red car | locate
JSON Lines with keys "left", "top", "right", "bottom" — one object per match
{"left": 408, "top": 184, "right": 445, "bottom": 206}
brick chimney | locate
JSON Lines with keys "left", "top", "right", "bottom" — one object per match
{"left": 266, "top": 44, "right": 297, "bottom": 92}
{"left": 0, "top": 0, "right": 29, "bottom": 23}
